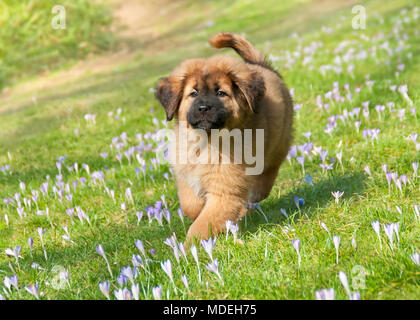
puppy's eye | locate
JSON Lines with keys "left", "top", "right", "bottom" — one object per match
{"left": 190, "top": 91, "right": 198, "bottom": 97}
{"left": 216, "top": 90, "right": 227, "bottom": 97}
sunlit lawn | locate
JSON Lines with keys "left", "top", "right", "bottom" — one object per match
{"left": 0, "top": 0, "right": 419, "bottom": 300}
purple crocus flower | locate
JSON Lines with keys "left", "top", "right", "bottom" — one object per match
{"left": 287, "top": 146, "right": 298, "bottom": 163}
{"left": 37, "top": 228, "right": 48, "bottom": 261}
{"left": 296, "top": 156, "right": 305, "bottom": 174}
{"left": 190, "top": 245, "right": 202, "bottom": 282}
{"left": 303, "top": 131, "right": 312, "bottom": 140}
{"left": 413, "top": 162, "right": 418, "bottom": 177}
{"left": 319, "top": 150, "right": 328, "bottom": 163}
{"left": 304, "top": 174, "right": 313, "bottom": 185}
{"left": 5, "top": 246, "right": 21, "bottom": 263}
{"left": 375, "top": 104, "right": 385, "bottom": 119}
{"left": 320, "top": 222, "right": 329, "bottom": 234}
{"left": 161, "top": 259, "right": 176, "bottom": 292}
{"left": 3, "top": 198, "right": 11, "bottom": 207}
{"left": 125, "top": 188, "right": 134, "bottom": 204}
{"left": 177, "top": 242, "right": 188, "bottom": 263}
{"left": 226, "top": 220, "right": 239, "bottom": 243}
{"left": 163, "top": 209, "right": 171, "bottom": 225}
{"left": 17, "top": 207, "right": 25, "bottom": 219}
{"left": 177, "top": 208, "right": 184, "bottom": 224}
{"left": 292, "top": 239, "right": 301, "bottom": 267}
{"left": 320, "top": 162, "right": 334, "bottom": 172}
{"left": 136, "top": 211, "right": 143, "bottom": 225}
{"left": 154, "top": 201, "right": 163, "bottom": 211}
{"left": 100, "top": 152, "right": 108, "bottom": 159}
{"left": 4, "top": 277, "right": 12, "bottom": 290}
{"left": 134, "top": 167, "right": 141, "bottom": 178}
{"left": 165, "top": 235, "right": 180, "bottom": 263}
{"left": 383, "top": 223, "right": 395, "bottom": 249}
{"left": 336, "top": 151, "right": 343, "bottom": 170}
{"left": 315, "top": 288, "right": 335, "bottom": 300}
{"left": 362, "top": 101, "right": 370, "bottom": 108}
{"left": 161, "top": 260, "right": 173, "bottom": 283}
{"left": 25, "top": 283, "right": 40, "bottom": 299}
{"left": 206, "top": 258, "right": 223, "bottom": 283}
{"left": 294, "top": 196, "right": 304, "bottom": 209}
{"left": 114, "top": 288, "right": 132, "bottom": 300}
{"left": 96, "top": 245, "right": 113, "bottom": 277}
{"left": 331, "top": 191, "right": 344, "bottom": 203}
{"left": 117, "top": 274, "right": 128, "bottom": 287}
{"left": 132, "top": 254, "right": 144, "bottom": 269}
{"left": 135, "top": 240, "right": 145, "bottom": 256}
{"left": 371, "top": 221, "right": 382, "bottom": 249}
{"left": 201, "top": 238, "right": 217, "bottom": 262}
{"left": 411, "top": 252, "right": 420, "bottom": 266}
{"left": 96, "top": 245, "right": 106, "bottom": 258}
{"left": 164, "top": 234, "right": 177, "bottom": 248}
{"left": 131, "top": 283, "right": 140, "bottom": 300}
{"left": 161, "top": 195, "right": 167, "bottom": 208}
{"left": 414, "top": 205, "right": 419, "bottom": 221}
{"left": 99, "top": 281, "right": 110, "bottom": 300}
{"left": 66, "top": 208, "right": 75, "bottom": 217}
{"left": 82, "top": 163, "right": 90, "bottom": 175}
{"left": 28, "top": 238, "right": 33, "bottom": 252}
{"left": 121, "top": 266, "right": 135, "bottom": 284}
{"left": 181, "top": 275, "right": 190, "bottom": 291}
{"left": 9, "top": 275, "right": 18, "bottom": 289}
{"left": 339, "top": 271, "right": 360, "bottom": 300}
{"left": 152, "top": 286, "right": 162, "bottom": 300}
{"left": 394, "top": 178, "right": 403, "bottom": 195}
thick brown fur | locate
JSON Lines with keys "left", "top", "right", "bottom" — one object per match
{"left": 155, "top": 32, "right": 293, "bottom": 241}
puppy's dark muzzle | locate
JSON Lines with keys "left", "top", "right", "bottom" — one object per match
{"left": 187, "top": 104, "right": 228, "bottom": 130}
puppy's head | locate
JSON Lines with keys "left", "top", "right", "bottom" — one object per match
{"left": 155, "top": 57, "right": 265, "bottom": 130}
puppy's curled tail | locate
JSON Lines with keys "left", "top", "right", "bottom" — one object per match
{"left": 209, "top": 32, "right": 274, "bottom": 72}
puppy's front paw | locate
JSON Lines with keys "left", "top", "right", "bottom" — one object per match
{"left": 186, "top": 220, "right": 210, "bottom": 242}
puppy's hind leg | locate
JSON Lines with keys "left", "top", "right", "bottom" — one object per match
{"left": 177, "top": 178, "right": 205, "bottom": 220}
{"left": 248, "top": 165, "right": 280, "bottom": 203}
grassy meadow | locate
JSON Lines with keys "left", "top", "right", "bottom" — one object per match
{"left": 0, "top": 0, "right": 419, "bottom": 300}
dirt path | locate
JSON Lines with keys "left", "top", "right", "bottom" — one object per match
{"left": 0, "top": 0, "right": 178, "bottom": 107}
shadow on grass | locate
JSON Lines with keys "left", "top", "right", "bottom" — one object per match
{"left": 243, "top": 171, "right": 367, "bottom": 233}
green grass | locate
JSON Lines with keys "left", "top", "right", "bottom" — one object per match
{"left": 0, "top": 0, "right": 115, "bottom": 90}
{"left": 0, "top": 0, "right": 419, "bottom": 300}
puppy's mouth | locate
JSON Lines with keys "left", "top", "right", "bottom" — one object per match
{"left": 187, "top": 107, "right": 228, "bottom": 131}
{"left": 189, "top": 118, "right": 225, "bottom": 130}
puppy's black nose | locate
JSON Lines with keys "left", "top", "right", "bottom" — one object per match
{"left": 198, "top": 105, "right": 210, "bottom": 112}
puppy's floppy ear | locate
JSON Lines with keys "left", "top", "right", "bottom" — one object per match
{"left": 155, "top": 77, "right": 183, "bottom": 121}
{"left": 231, "top": 72, "right": 265, "bottom": 113}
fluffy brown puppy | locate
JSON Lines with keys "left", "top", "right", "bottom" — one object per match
{"left": 155, "top": 32, "right": 293, "bottom": 241}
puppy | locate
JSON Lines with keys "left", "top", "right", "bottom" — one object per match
{"left": 155, "top": 32, "right": 293, "bottom": 241}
